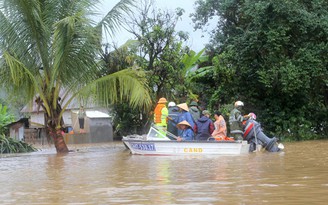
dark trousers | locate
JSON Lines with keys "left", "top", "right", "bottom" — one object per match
{"left": 79, "top": 118, "right": 85, "bottom": 129}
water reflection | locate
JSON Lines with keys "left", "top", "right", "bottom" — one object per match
{"left": 0, "top": 140, "right": 327, "bottom": 204}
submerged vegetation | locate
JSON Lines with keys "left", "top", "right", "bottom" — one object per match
{"left": 0, "top": 104, "right": 36, "bottom": 154}
{"left": 0, "top": 134, "right": 37, "bottom": 154}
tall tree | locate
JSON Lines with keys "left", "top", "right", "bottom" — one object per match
{"left": 124, "top": 0, "right": 189, "bottom": 101}
{"left": 0, "top": 0, "right": 151, "bottom": 152}
{"left": 99, "top": 40, "right": 149, "bottom": 136}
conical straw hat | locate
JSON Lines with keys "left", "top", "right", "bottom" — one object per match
{"left": 177, "top": 103, "right": 189, "bottom": 112}
{"left": 176, "top": 120, "right": 191, "bottom": 129}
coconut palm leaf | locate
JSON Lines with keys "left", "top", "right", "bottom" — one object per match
{"left": 88, "top": 68, "right": 151, "bottom": 108}
{"left": 0, "top": 0, "right": 149, "bottom": 153}
{"left": 98, "top": 0, "right": 135, "bottom": 38}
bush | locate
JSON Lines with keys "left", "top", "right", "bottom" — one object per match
{"left": 0, "top": 134, "right": 37, "bottom": 154}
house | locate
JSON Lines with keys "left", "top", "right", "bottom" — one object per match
{"left": 65, "top": 110, "right": 113, "bottom": 144}
{"left": 19, "top": 95, "right": 113, "bottom": 144}
{"left": 7, "top": 118, "right": 29, "bottom": 141}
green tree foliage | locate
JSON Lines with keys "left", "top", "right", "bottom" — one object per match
{"left": 125, "top": 0, "right": 190, "bottom": 101}
{"left": 0, "top": 104, "right": 15, "bottom": 135}
{"left": 0, "top": 0, "right": 151, "bottom": 152}
{"left": 0, "top": 104, "right": 35, "bottom": 154}
{"left": 99, "top": 41, "right": 149, "bottom": 137}
{"left": 111, "top": 103, "right": 147, "bottom": 137}
{"left": 0, "top": 89, "right": 26, "bottom": 118}
{"left": 107, "top": 0, "right": 202, "bottom": 135}
{"left": 192, "top": 0, "right": 328, "bottom": 140}
{"left": 100, "top": 40, "right": 139, "bottom": 76}
{"left": 98, "top": 0, "right": 210, "bottom": 137}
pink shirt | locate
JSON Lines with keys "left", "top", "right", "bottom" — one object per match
{"left": 211, "top": 115, "right": 227, "bottom": 138}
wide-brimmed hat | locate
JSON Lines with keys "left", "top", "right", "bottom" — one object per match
{"left": 190, "top": 101, "right": 198, "bottom": 106}
{"left": 177, "top": 103, "right": 189, "bottom": 112}
{"left": 157, "top": 97, "right": 167, "bottom": 104}
{"left": 176, "top": 120, "right": 191, "bottom": 129}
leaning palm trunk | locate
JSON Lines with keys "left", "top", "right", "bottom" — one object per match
{"left": 51, "top": 129, "right": 69, "bottom": 153}
{"left": 39, "top": 96, "right": 69, "bottom": 152}
{"left": 47, "top": 109, "right": 69, "bottom": 153}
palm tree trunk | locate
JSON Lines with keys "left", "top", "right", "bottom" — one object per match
{"left": 54, "top": 130, "right": 69, "bottom": 153}
{"left": 46, "top": 100, "right": 69, "bottom": 153}
{"left": 48, "top": 127, "right": 69, "bottom": 153}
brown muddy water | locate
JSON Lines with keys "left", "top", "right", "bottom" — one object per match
{"left": 0, "top": 140, "right": 327, "bottom": 205}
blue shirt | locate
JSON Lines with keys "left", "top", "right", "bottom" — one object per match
{"left": 179, "top": 111, "right": 195, "bottom": 129}
{"left": 180, "top": 128, "right": 194, "bottom": 141}
{"left": 169, "top": 110, "right": 196, "bottom": 136}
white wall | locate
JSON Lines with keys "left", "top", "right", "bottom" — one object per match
{"left": 18, "top": 127, "right": 24, "bottom": 141}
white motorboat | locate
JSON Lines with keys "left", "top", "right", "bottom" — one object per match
{"left": 122, "top": 127, "right": 250, "bottom": 155}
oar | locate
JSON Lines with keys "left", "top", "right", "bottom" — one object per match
{"left": 165, "top": 130, "right": 179, "bottom": 140}
{"left": 152, "top": 124, "right": 179, "bottom": 140}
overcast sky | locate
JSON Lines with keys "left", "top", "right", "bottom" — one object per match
{"left": 98, "top": 0, "right": 211, "bottom": 51}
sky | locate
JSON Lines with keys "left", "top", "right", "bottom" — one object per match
{"left": 98, "top": 0, "right": 212, "bottom": 51}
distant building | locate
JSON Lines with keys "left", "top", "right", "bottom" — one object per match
{"left": 7, "top": 118, "right": 29, "bottom": 141}
{"left": 17, "top": 94, "right": 113, "bottom": 144}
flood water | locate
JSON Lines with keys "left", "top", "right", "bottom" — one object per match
{"left": 0, "top": 140, "right": 327, "bottom": 205}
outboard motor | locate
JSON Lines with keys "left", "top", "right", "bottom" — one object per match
{"left": 243, "top": 119, "right": 281, "bottom": 152}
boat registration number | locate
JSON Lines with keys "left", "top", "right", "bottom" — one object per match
{"left": 131, "top": 143, "right": 156, "bottom": 151}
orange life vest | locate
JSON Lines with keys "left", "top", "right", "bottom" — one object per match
{"left": 213, "top": 136, "right": 234, "bottom": 141}
{"left": 154, "top": 104, "right": 166, "bottom": 124}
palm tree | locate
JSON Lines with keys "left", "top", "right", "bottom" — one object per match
{"left": 0, "top": 0, "right": 151, "bottom": 153}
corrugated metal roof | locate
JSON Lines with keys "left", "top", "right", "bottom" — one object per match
{"left": 20, "top": 90, "right": 99, "bottom": 113}
{"left": 86, "top": 111, "right": 110, "bottom": 118}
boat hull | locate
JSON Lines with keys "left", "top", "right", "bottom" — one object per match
{"left": 122, "top": 139, "right": 250, "bottom": 155}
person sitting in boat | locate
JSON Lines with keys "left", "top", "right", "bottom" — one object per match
{"left": 194, "top": 110, "right": 214, "bottom": 140}
{"left": 169, "top": 103, "right": 195, "bottom": 137}
{"left": 189, "top": 101, "right": 201, "bottom": 122}
{"left": 153, "top": 97, "right": 168, "bottom": 136}
{"left": 176, "top": 120, "right": 194, "bottom": 141}
{"left": 167, "top": 101, "right": 179, "bottom": 139}
{"left": 210, "top": 111, "right": 234, "bottom": 141}
{"left": 243, "top": 113, "right": 283, "bottom": 152}
{"left": 229, "top": 101, "right": 248, "bottom": 140}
